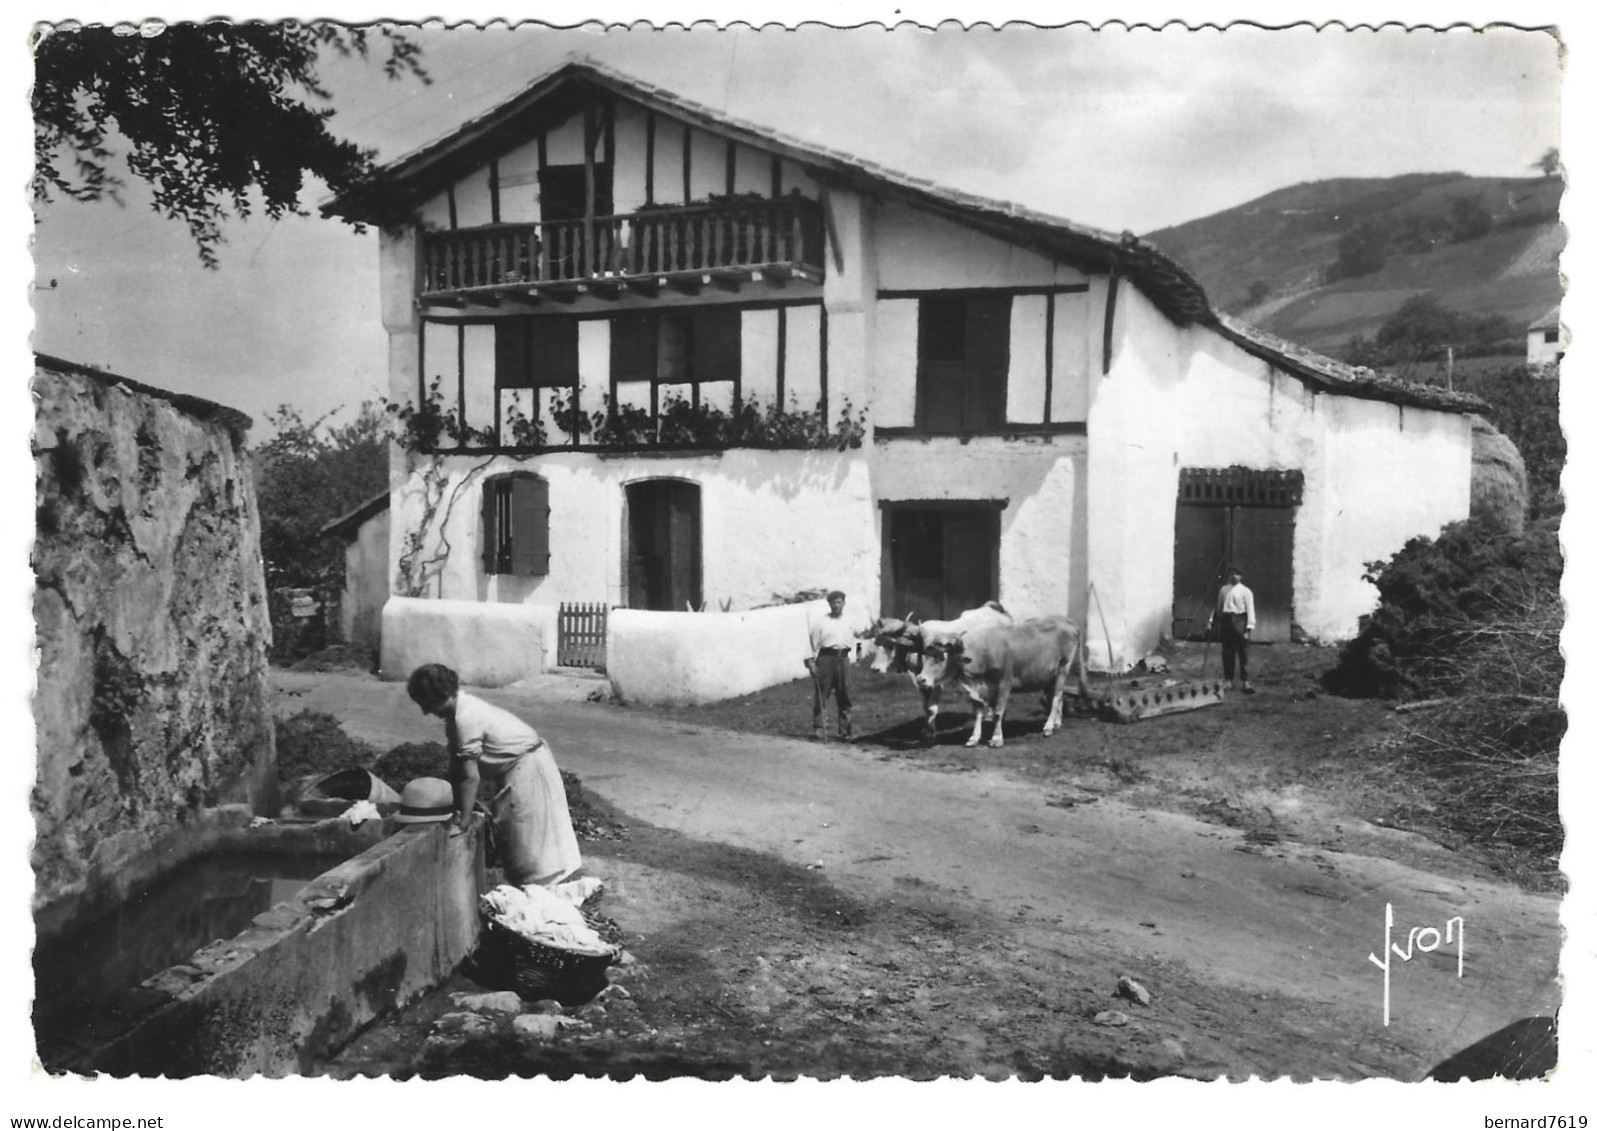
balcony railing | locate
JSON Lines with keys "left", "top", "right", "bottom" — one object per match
{"left": 421, "top": 197, "right": 825, "bottom": 296}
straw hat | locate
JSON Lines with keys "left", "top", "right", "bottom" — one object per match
{"left": 394, "top": 777, "right": 454, "bottom": 825}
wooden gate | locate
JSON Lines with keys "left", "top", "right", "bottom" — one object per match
{"left": 557, "top": 602, "right": 608, "bottom": 670}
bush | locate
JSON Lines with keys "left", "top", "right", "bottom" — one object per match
{"left": 254, "top": 403, "right": 389, "bottom": 589}
{"left": 1326, "top": 519, "right": 1564, "bottom": 880}
{"left": 1325, "top": 520, "right": 1562, "bottom": 700}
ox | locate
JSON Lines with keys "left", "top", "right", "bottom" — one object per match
{"left": 916, "top": 615, "right": 1089, "bottom": 748}
{"left": 858, "top": 601, "right": 1012, "bottom": 739}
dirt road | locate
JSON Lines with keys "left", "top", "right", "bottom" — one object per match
{"left": 274, "top": 670, "right": 1561, "bottom": 1080}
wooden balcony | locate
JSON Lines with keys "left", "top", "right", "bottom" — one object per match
{"left": 420, "top": 196, "right": 825, "bottom": 303}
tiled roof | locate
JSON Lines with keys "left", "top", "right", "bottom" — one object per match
{"left": 327, "top": 57, "right": 1481, "bottom": 417}
{"left": 1212, "top": 315, "right": 1488, "bottom": 413}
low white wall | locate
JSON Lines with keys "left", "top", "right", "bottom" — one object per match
{"left": 607, "top": 599, "right": 872, "bottom": 706}
{"left": 380, "top": 596, "right": 552, "bottom": 686}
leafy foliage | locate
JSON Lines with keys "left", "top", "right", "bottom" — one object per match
{"left": 254, "top": 401, "right": 389, "bottom": 587}
{"left": 388, "top": 381, "right": 868, "bottom": 453}
{"left": 32, "top": 21, "right": 427, "bottom": 266}
{"left": 1324, "top": 519, "right": 1562, "bottom": 701}
{"left": 386, "top": 377, "right": 495, "bottom": 450}
{"left": 1344, "top": 295, "right": 1517, "bottom": 375}
{"left": 1324, "top": 518, "right": 1565, "bottom": 877}
{"left": 1324, "top": 219, "right": 1389, "bottom": 282}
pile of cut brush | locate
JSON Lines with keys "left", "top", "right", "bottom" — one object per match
{"left": 1326, "top": 519, "right": 1564, "bottom": 882}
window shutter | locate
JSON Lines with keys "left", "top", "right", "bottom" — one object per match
{"left": 657, "top": 314, "right": 692, "bottom": 383}
{"left": 609, "top": 313, "right": 657, "bottom": 385}
{"left": 965, "top": 295, "right": 1010, "bottom": 432}
{"left": 481, "top": 480, "right": 501, "bottom": 573}
{"left": 510, "top": 475, "right": 551, "bottom": 576}
{"left": 530, "top": 320, "right": 579, "bottom": 388}
{"left": 495, "top": 321, "right": 532, "bottom": 389}
{"left": 693, "top": 307, "right": 742, "bottom": 383}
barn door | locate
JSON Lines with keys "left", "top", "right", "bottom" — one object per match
{"left": 1172, "top": 468, "right": 1302, "bottom": 643}
{"left": 625, "top": 480, "right": 702, "bottom": 611}
{"left": 1172, "top": 505, "right": 1227, "bottom": 640}
{"left": 1231, "top": 507, "right": 1294, "bottom": 642}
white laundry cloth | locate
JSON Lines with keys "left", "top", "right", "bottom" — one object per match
{"left": 480, "top": 883, "right": 615, "bottom": 957}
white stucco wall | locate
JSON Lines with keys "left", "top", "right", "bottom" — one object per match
{"left": 380, "top": 596, "right": 552, "bottom": 686}
{"left": 390, "top": 449, "right": 880, "bottom": 613}
{"left": 607, "top": 599, "right": 873, "bottom": 706}
{"left": 1085, "top": 284, "right": 1474, "bottom": 665}
{"left": 1527, "top": 327, "right": 1566, "bottom": 367}
{"left": 874, "top": 201, "right": 1091, "bottom": 292}
{"left": 340, "top": 509, "right": 391, "bottom": 654}
{"left": 872, "top": 437, "right": 1087, "bottom": 624}
{"left": 1310, "top": 395, "right": 1473, "bottom": 640}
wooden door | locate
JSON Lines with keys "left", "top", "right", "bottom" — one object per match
{"left": 883, "top": 506, "right": 1000, "bottom": 621}
{"left": 1172, "top": 504, "right": 1227, "bottom": 640}
{"left": 626, "top": 480, "right": 702, "bottom": 611}
{"left": 1170, "top": 502, "right": 1295, "bottom": 643}
{"left": 1231, "top": 507, "right": 1294, "bottom": 643}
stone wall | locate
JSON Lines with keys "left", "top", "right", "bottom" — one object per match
{"left": 32, "top": 357, "right": 277, "bottom": 919}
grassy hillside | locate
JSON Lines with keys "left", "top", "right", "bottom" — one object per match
{"left": 1144, "top": 173, "right": 1563, "bottom": 360}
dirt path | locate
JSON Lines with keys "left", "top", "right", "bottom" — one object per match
{"left": 275, "top": 670, "right": 1561, "bottom": 1080}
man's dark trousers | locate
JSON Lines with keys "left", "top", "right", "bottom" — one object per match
{"left": 813, "top": 650, "right": 853, "bottom": 737}
{"left": 1219, "top": 612, "right": 1250, "bottom": 684}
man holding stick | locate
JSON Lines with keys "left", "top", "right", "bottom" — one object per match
{"left": 806, "top": 589, "right": 855, "bottom": 741}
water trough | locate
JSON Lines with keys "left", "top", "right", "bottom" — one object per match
{"left": 34, "top": 808, "right": 485, "bottom": 1077}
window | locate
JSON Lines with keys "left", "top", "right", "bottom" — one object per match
{"left": 481, "top": 473, "right": 550, "bottom": 576}
{"left": 496, "top": 319, "right": 578, "bottom": 389}
{"left": 538, "top": 164, "right": 613, "bottom": 223}
{"left": 917, "top": 294, "right": 1010, "bottom": 434}
{"left": 1544, "top": 328, "right": 1560, "bottom": 344}
{"left": 610, "top": 307, "right": 742, "bottom": 385}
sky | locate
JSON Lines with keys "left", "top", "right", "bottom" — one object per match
{"left": 7, "top": 1, "right": 1595, "bottom": 1125}
{"left": 23, "top": 15, "right": 1567, "bottom": 433}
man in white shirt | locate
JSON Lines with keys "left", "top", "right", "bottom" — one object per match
{"left": 806, "top": 590, "right": 855, "bottom": 741}
{"left": 1214, "top": 569, "right": 1257, "bottom": 694}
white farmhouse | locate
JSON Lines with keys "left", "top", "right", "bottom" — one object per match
{"left": 326, "top": 60, "right": 1482, "bottom": 693}
{"left": 1526, "top": 306, "right": 1565, "bottom": 370}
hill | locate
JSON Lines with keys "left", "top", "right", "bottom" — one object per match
{"left": 1143, "top": 173, "right": 1563, "bottom": 362}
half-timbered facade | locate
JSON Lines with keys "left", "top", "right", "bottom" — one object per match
{"left": 327, "top": 60, "right": 1482, "bottom": 677}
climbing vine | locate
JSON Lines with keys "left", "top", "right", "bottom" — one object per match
{"left": 386, "top": 381, "right": 866, "bottom": 454}
{"left": 393, "top": 454, "right": 496, "bottom": 598}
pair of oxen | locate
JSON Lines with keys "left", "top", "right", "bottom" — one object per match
{"left": 856, "top": 601, "right": 1089, "bottom": 748}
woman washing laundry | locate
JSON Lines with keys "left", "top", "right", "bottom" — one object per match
{"left": 406, "top": 663, "right": 582, "bottom": 887}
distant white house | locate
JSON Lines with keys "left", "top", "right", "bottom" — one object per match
{"left": 325, "top": 58, "right": 1485, "bottom": 688}
{"left": 1526, "top": 306, "right": 1565, "bottom": 370}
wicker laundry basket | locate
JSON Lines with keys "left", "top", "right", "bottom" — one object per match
{"left": 465, "top": 910, "right": 620, "bottom": 1006}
